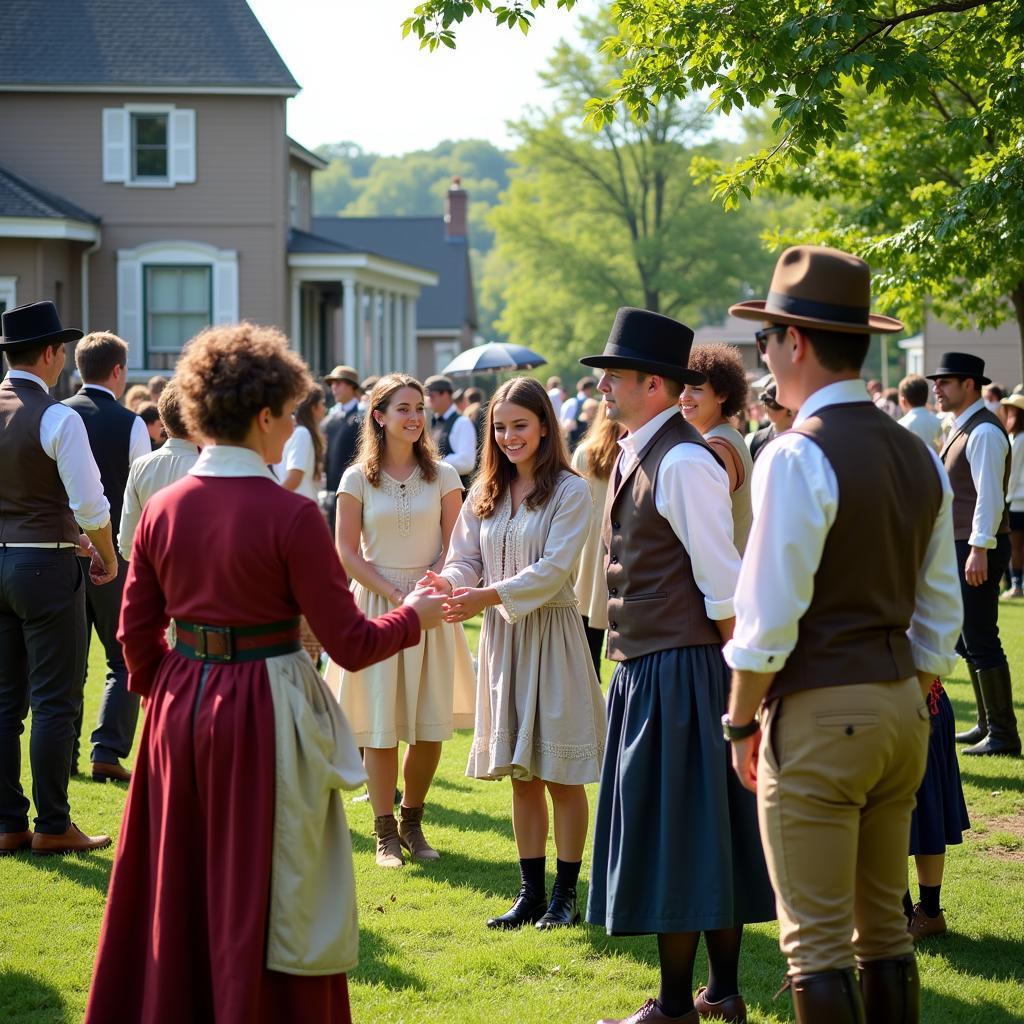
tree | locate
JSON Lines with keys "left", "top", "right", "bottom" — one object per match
{"left": 403, "top": 0, "right": 1024, "bottom": 375}
{"left": 481, "top": 13, "right": 777, "bottom": 378}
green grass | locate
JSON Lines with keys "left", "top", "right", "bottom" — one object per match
{"left": 2, "top": 611, "right": 1024, "bottom": 1022}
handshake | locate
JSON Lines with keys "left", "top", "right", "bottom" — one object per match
{"left": 397, "top": 570, "right": 495, "bottom": 630}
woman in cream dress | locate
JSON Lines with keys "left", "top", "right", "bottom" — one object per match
{"left": 570, "top": 404, "right": 622, "bottom": 675}
{"left": 421, "top": 377, "right": 606, "bottom": 934}
{"left": 326, "top": 374, "right": 475, "bottom": 868}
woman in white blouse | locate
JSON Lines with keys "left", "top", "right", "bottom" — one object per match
{"left": 275, "top": 384, "right": 325, "bottom": 502}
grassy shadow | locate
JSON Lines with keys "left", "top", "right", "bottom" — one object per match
{"left": 353, "top": 926, "right": 427, "bottom": 991}
{"left": 919, "top": 931, "right": 1024, "bottom": 984}
{"left": 958, "top": 768, "right": 1024, "bottom": 793}
{"left": 0, "top": 969, "right": 68, "bottom": 1024}
{"left": 427, "top": 802, "right": 516, "bottom": 841}
{"left": 23, "top": 850, "right": 112, "bottom": 895}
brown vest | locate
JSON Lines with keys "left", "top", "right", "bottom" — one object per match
{"left": 603, "top": 412, "right": 723, "bottom": 661}
{"left": 0, "top": 377, "right": 79, "bottom": 545}
{"left": 939, "top": 406, "right": 1010, "bottom": 541}
{"left": 770, "top": 403, "right": 943, "bottom": 700}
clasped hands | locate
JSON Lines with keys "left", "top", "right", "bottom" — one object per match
{"left": 417, "top": 570, "right": 490, "bottom": 623}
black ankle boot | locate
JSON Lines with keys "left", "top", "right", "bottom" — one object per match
{"left": 858, "top": 954, "right": 920, "bottom": 1023}
{"left": 535, "top": 881, "right": 580, "bottom": 929}
{"left": 486, "top": 884, "right": 548, "bottom": 930}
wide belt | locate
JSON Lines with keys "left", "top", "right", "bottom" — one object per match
{"left": 174, "top": 618, "right": 303, "bottom": 663}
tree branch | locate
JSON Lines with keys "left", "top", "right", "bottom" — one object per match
{"left": 851, "top": 0, "right": 998, "bottom": 52}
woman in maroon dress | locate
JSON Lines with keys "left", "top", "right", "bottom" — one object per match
{"left": 85, "top": 323, "right": 445, "bottom": 1024}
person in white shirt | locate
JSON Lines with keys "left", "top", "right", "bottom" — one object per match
{"left": 558, "top": 375, "right": 597, "bottom": 445}
{"left": 1000, "top": 393, "right": 1024, "bottom": 598}
{"left": 929, "top": 352, "right": 1019, "bottom": 756}
{"left": 274, "top": 384, "right": 326, "bottom": 504}
{"left": 897, "top": 373, "right": 944, "bottom": 451}
{"left": 726, "top": 247, "right": 962, "bottom": 1021}
{"left": 545, "top": 375, "right": 565, "bottom": 418}
{"left": 424, "top": 374, "right": 476, "bottom": 486}
{"left": 119, "top": 380, "right": 200, "bottom": 559}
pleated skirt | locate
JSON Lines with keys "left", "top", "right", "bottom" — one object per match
{"left": 587, "top": 645, "right": 776, "bottom": 935}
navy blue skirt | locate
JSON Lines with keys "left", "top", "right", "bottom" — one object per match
{"left": 910, "top": 686, "right": 970, "bottom": 856}
{"left": 586, "top": 645, "right": 776, "bottom": 935}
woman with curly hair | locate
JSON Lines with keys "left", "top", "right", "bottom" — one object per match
{"left": 420, "top": 377, "right": 606, "bottom": 932}
{"left": 325, "top": 374, "right": 475, "bottom": 867}
{"left": 85, "top": 324, "right": 445, "bottom": 1024}
{"left": 680, "top": 343, "right": 753, "bottom": 553}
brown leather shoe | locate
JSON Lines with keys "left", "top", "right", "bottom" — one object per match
{"left": 0, "top": 830, "right": 33, "bottom": 855}
{"left": 908, "top": 904, "right": 947, "bottom": 940}
{"left": 31, "top": 823, "right": 112, "bottom": 855}
{"left": 398, "top": 803, "right": 440, "bottom": 861}
{"left": 373, "top": 814, "right": 404, "bottom": 868}
{"left": 694, "top": 987, "right": 747, "bottom": 1022}
{"left": 92, "top": 761, "right": 131, "bottom": 783}
{"left": 597, "top": 999, "right": 699, "bottom": 1024}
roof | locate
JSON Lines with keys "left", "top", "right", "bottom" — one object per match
{"left": 0, "top": 163, "right": 100, "bottom": 223}
{"left": 288, "top": 137, "right": 328, "bottom": 171}
{"left": 311, "top": 216, "right": 476, "bottom": 331}
{"left": 0, "top": 0, "right": 299, "bottom": 93}
{"left": 287, "top": 228, "right": 360, "bottom": 255}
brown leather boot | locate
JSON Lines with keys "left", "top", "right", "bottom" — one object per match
{"left": 694, "top": 986, "right": 746, "bottom": 1022}
{"left": 858, "top": 954, "right": 920, "bottom": 1023}
{"left": 791, "top": 968, "right": 865, "bottom": 1023}
{"left": 92, "top": 760, "right": 132, "bottom": 783}
{"left": 373, "top": 814, "right": 404, "bottom": 868}
{"left": 398, "top": 803, "right": 439, "bottom": 861}
{"left": 908, "top": 904, "right": 947, "bottom": 941}
{"left": 31, "top": 823, "right": 112, "bottom": 856}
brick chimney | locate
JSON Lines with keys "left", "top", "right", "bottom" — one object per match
{"left": 444, "top": 176, "right": 467, "bottom": 240}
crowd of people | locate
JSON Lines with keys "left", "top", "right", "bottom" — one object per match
{"left": 0, "top": 240, "right": 1021, "bottom": 1024}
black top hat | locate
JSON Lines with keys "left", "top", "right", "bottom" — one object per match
{"left": 925, "top": 352, "right": 990, "bottom": 386}
{"left": 580, "top": 308, "right": 705, "bottom": 386}
{"left": 0, "top": 300, "right": 82, "bottom": 352}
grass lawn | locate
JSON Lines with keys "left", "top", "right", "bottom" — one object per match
{"left": 2, "top": 609, "right": 1023, "bottom": 1023}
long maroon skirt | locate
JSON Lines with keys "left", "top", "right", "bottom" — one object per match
{"left": 85, "top": 653, "right": 352, "bottom": 1024}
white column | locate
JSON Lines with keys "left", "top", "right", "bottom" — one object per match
{"left": 354, "top": 282, "right": 365, "bottom": 377}
{"left": 386, "top": 292, "right": 398, "bottom": 373}
{"left": 290, "top": 276, "right": 302, "bottom": 356}
{"left": 369, "top": 288, "right": 382, "bottom": 374}
{"left": 404, "top": 295, "right": 417, "bottom": 379}
{"left": 342, "top": 277, "right": 356, "bottom": 367}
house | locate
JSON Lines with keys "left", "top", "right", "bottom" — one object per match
{"left": 692, "top": 315, "right": 761, "bottom": 376}
{"left": 922, "top": 312, "right": 1022, "bottom": 389}
{"left": 0, "top": 0, "right": 446, "bottom": 385}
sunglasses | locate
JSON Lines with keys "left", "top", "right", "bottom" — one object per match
{"left": 755, "top": 325, "right": 787, "bottom": 355}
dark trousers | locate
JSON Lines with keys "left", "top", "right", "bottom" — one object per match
{"left": 955, "top": 535, "right": 1011, "bottom": 672}
{"left": 74, "top": 554, "right": 138, "bottom": 765}
{"left": 582, "top": 616, "right": 605, "bottom": 679}
{"left": 0, "top": 548, "right": 86, "bottom": 834}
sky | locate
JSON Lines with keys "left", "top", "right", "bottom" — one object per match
{"left": 246, "top": 0, "right": 596, "bottom": 155}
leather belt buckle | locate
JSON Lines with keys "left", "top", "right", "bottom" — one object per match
{"left": 195, "top": 624, "right": 233, "bottom": 662}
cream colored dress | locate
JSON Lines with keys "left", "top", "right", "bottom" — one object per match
{"left": 571, "top": 445, "right": 610, "bottom": 630}
{"left": 705, "top": 421, "right": 754, "bottom": 555}
{"left": 442, "top": 471, "right": 606, "bottom": 785}
{"left": 325, "top": 461, "right": 476, "bottom": 747}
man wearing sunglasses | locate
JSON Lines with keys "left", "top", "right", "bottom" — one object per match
{"left": 722, "top": 246, "right": 962, "bottom": 1023}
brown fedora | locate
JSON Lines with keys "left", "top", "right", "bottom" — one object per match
{"left": 323, "top": 364, "right": 359, "bottom": 386}
{"left": 729, "top": 245, "right": 903, "bottom": 335}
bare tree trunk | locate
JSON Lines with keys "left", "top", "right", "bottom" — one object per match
{"left": 1012, "top": 281, "right": 1024, "bottom": 384}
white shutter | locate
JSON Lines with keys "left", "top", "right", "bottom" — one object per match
{"left": 118, "top": 258, "right": 144, "bottom": 367}
{"left": 213, "top": 255, "right": 239, "bottom": 324}
{"left": 102, "top": 109, "right": 129, "bottom": 182}
{"left": 169, "top": 109, "right": 196, "bottom": 184}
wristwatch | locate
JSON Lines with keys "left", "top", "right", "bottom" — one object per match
{"left": 721, "top": 713, "right": 759, "bottom": 742}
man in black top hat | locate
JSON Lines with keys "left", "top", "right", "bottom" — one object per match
{"left": 0, "top": 301, "right": 116, "bottom": 856}
{"left": 322, "top": 365, "right": 362, "bottom": 534}
{"left": 63, "top": 331, "right": 151, "bottom": 782}
{"left": 583, "top": 308, "right": 774, "bottom": 1024}
{"left": 929, "top": 352, "right": 1019, "bottom": 756}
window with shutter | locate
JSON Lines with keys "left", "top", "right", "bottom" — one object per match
{"left": 103, "top": 105, "right": 194, "bottom": 188}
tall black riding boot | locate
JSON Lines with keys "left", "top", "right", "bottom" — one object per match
{"left": 858, "top": 954, "right": 920, "bottom": 1023}
{"left": 790, "top": 968, "right": 865, "bottom": 1024}
{"left": 963, "top": 665, "right": 1021, "bottom": 756}
{"left": 955, "top": 662, "right": 987, "bottom": 744}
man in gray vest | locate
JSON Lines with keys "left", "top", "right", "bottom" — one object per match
{"left": 928, "top": 352, "right": 1019, "bottom": 756}
{"left": 0, "top": 301, "right": 116, "bottom": 855}
{"left": 583, "top": 309, "right": 775, "bottom": 1024}
{"left": 64, "top": 332, "right": 150, "bottom": 782}
{"left": 425, "top": 374, "right": 475, "bottom": 489}
{"left": 725, "top": 247, "right": 962, "bottom": 1022}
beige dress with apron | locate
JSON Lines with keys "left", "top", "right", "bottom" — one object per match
{"left": 325, "top": 461, "right": 476, "bottom": 747}
{"left": 571, "top": 445, "right": 610, "bottom": 630}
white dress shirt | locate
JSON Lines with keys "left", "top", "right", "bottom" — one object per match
{"left": 898, "top": 405, "right": 943, "bottom": 452}
{"left": 119, "top": 437, "right": 200, "bottom": 559}
{"left": 725, "top": 379, "right": 961, "bottom": 679}
{"left": 947, "top": 398, "right": 1010, "bottom": 548}
{"left": 560, "top": 391, "right": 586, "bottom": 426}
{"left": 80, "top": 383, "right": 152, "bottom": 465}
{"left": 617, "top": 406, "right": 739, "bottom": 620}
{"left": 547, "top": 387, "right": 564, "bottom": 418}
{"left": 1008, "top": 432, "right": 1024, "bottom": 512}
{"left": 273, "top": 425, "right": 319, "bottom": 502}
{"left": 326, "top": 396, "right": 359, "bottom": 420}
{"left": 5, "top": 370, "right": 110, "bottom": 533}
{"left": 436, "top": 407, "right": 476, "bottom": 476}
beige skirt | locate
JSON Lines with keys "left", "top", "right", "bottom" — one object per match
{"left": 324, "top": 565, "right": 476, "bottom": 748}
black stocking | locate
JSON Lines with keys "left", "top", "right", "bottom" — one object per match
{"left": 703, "top": 925, "right": 743, "bottom": 1002}
{"left": 656, "top": 931, "right": 700, "bottom": 1017}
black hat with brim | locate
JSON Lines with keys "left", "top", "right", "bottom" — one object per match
{"left": 580, "top": 307, "right": 705, "bottom": 386}
{"left": 925, "top": 351, "right": 991, "bottom": 386}
{"left": 0, "top": 300, "right": 82, "bottom": 352}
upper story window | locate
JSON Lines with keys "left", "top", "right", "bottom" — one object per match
{"left": 103, "top": 106, "right": 195, "bottom": 188}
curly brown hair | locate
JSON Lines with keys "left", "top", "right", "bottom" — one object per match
{"left": 471, "top": 376, "right": 575, "bottom": 519}
{"left": 175, "top": 323, "right": 311, "bottom": 443}
{"left": 686, "top": 343, "right": 749, "bottom": 418}
{"left": 356, "top": 374, "right": 439, "bottom": 487}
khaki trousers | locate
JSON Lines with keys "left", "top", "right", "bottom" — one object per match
{"left": 757, "top": 677, "right": 930, "bottom": 975}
